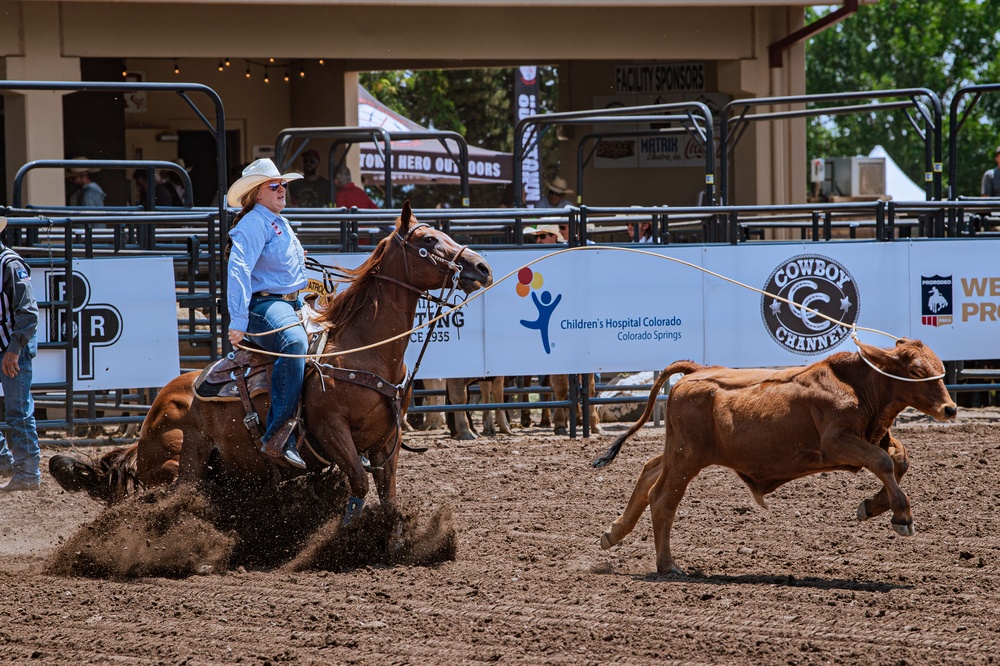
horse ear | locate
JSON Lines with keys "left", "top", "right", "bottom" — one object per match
{"left": 399, "top": 200, "right": 413, "bottom": 232}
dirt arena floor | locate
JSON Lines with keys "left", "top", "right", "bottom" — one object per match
{"left": 1, "top": 407, "right": 999, "bottom": 665}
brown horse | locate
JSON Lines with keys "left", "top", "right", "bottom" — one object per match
{"left": 50, "top": 202, "right": 493, "bottom": 518}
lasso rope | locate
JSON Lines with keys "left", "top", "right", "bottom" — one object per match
{"left": 235, "top": 245, "right": 942, "bottom": 383}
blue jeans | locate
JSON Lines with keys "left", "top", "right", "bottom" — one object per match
{"left": 247, "top": 297, "right": 308, "bottom": 443}
{"left": 0, "top": 336, "right": 40, "bottom": 482}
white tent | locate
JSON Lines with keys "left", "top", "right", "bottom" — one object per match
{"left": 868, "top": 145, "right": 927, "bottom": 201}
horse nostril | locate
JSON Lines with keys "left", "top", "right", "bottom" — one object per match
{"left": 944, "top": 405, "right": 958, "bottom": 419}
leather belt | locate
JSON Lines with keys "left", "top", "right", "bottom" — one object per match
{"left": 252, "top": 290, "right": 299, "bottom": 302}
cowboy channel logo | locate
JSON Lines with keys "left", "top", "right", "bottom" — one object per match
{"left": 516, "top": 266, "right": 561, "bottom": 354}
{"left": 920, "top": 275, "right": 952, "bottom": 327}
{"left": 760, "top": 254, "right": 860, "bottom": 356}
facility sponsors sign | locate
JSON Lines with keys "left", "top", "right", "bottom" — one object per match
{"left": 615, "top": 63, "right": 706, "bottom": 94}
{"left": 30, "top": 258, "right": 179, "bottom": 391}
{"left": 591, "top": 92, "right": 727, "bottom": 170}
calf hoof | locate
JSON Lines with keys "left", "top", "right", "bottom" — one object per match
{"left": 600, "top": 532, "right": 614, "bottom": 550}
{"left": 857, "top": 500, "right": 869, "bottom": 522}
{"left": 553, "top": 425, "right": 568, "bottom": 436}
{"left": 892, "top": 522, "right": 916, "bottom": 537}
{"left": 656, "top": 560, "right": 686, "bottom": 576}
{"left": 454, "top": 431, "right": 478, "bottom": 441}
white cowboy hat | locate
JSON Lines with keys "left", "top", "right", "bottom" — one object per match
{"left": 544, "top": 176, "right": 574, "bottom": 195}
{"left": 523, "top": 224, "right": 564, "bottom": 241}
{"left": 174, "top": 158, "right": 194, "bottom": 173}
{"left": 0, "top": 217, "right": 7, "bottom": 233}
{"left": 226, "top": 158, "right": 303, "bottom": 207}
{"left": 65, "top": 157, "right": 100, "bottom": 176}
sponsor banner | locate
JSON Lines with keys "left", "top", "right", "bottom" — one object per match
{"left": 481, "top": 248, "right": 704, "bottom": 376}
{"left": 592, "top": 92, "right": 728, "bottom": 171}
{"left": 515, "top": 66, "right": 543, "bottom": 206}
{"left": 908, "top": 241, "right": 1000, "bottom": 354}
{"left": 703, "top": 244, "right": 909, "bottom": 368}
{"left": 30, "top": 258, "right": 179, "bottom": 391}
{"left": 309, "top": 239, "right": 1000, "bottom": 379}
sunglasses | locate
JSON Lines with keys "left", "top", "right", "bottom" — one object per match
{"left": 537, "top": 232, "right": 557, "bottom": 239}
{"left": 266, "top": 181, "right": 289, "bottom": 191}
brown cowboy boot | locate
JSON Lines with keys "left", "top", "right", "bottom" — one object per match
{"left": 260, "top": 418, "right": 306, "bottom": 469}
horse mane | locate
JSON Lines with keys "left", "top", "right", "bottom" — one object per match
{"left": 315, "top": 229, "right": 396, "bottom": 341}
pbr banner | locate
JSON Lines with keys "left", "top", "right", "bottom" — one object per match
{"left": 30, "top": 258, "right": 180, "bottom": 391}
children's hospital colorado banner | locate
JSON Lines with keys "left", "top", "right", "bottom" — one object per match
{"left": 358, "top": 239, "right": 999, "bottom": 379}
{"left": 27, "top": 258, "right": 180, "bottom": 391}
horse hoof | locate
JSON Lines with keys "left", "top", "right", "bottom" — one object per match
{"left": 857, "top": 501, "right": 869, "bottom": 522}
{"left": 656, "top": 561, "right": 686, "bottom": 576}
{"left": 892, "top": 522, "right": 915, "bottom": 537}
{"left": 600, "top": 532, "right": 614, "bottom": 550}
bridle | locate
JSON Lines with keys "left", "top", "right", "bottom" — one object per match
{"left": 373, "top": 221, "right": 470, "bottom": 300}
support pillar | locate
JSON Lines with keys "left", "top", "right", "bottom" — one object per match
{"left": 2, "top": 2, "right": 80, "bottom": 206}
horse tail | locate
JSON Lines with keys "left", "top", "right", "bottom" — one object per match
{"left": 592, "top": 360, "right": 702, "bottom": 468}
{"left": 48, "top": 444, "right": 141, "bottom": 504}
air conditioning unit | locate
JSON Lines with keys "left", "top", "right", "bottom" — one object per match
{"left": 820, "top": 156, "right": 886, "bottom": 198}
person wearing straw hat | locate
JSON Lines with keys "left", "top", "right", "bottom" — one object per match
{"left": 523, "top": 223, "right": 564, "bottom": 244}
{"left": 537, "top": 175, "right": 575, "bottom": 209}
{"left": 0, "top": 217, "right": 41, "bottom": 491}
{"left": 226, "top": 158, "right": 309, "bottom": 469}
{"left": 66, "top": 158, "right": 106, "bottom": 207}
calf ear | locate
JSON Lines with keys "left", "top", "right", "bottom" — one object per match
{"left": 856, "top": 339, "right": 896, "bottom": 371}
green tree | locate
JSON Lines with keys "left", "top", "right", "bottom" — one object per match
{"left": 806, "top": 1, "right": 1000, "bottom": 198}
{"left": 360, "top": 67, "right": 559, "bottom": 208}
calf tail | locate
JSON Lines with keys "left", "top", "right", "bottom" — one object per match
{"left": 592, "top": 361, "right": 702, "bottom": 468}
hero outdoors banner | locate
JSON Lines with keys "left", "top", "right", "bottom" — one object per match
{"left": 29, "top": 258, "right": 180, "bottom": 391}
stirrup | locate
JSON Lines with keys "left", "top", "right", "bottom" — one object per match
{"left": 260, "top": 418, "right": 299, "bottom": 463}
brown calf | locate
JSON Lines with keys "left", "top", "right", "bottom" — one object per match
{"left": 593, "top": 338, "right": 958, "bottom": 575}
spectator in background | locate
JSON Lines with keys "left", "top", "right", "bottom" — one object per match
{"left": 66, "top": 158, "right": 106, "bottom": 207}
{"left": 334, "top": 166, "right": 378, "bottom": 209}
{"left": 132, "top": 168, "right": 174, "bottom": 209}
{"left": 627, "top": 220, "right": 653, "bottom": 243}
{"left": 0, "top": 217, "right": 41, "bottom": 491}
{"left": 523, "top": 223, "right": 564, "bottom": 245}
{"left": 160, "top": 158, "right": 194, "bottom": 206}
{"left": 537, "top": 176, "right": 575, "bottom": 209}
{"left": 289, "top": 149, "right": 332, "bottom": 208}
{"left": 981, "top": 145, "right": 1000, "bottom": 197}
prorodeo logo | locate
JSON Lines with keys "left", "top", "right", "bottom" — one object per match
{"left": 920, "top": 274, "right": 952, "bottom": 327}
{"left": 760, "top": 254, "right": 859, "bottom": 356}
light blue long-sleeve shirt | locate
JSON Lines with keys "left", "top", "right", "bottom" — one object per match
{"left": 227, "top": 204, "right": 307, "bottom": 332}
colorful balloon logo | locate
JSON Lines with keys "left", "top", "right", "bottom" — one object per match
{"left": 516, "top": 266, "right": 543, "bottom": 297}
